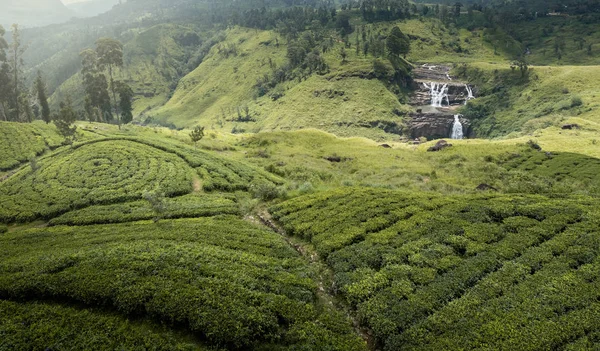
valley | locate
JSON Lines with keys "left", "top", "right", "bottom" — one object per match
{"left": 1, "top": 0, "right": 600, "bottom": 350}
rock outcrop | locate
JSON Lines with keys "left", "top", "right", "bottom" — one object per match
{"left": 406, "top": 113, "right": 472, "bottom": 140}
{"left": 427, "top": 140, "right": 453, "bottom": 152}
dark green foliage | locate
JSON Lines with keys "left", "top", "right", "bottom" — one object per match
{"left": 117, "top": 81, "right": 134, "bottom": 124}
{"left": 0, "top": 300, "right": 205, "bottom": 350}
{"left": 271, "top": 188, "right": 600, "bottom": 350}
{"left": 34, "top": 71, "right": 51, "bottom": 123}
{"left": 0, "top": 139, "right": 194, "bottom": 223}
{"left": 386, "top": 26, "right": 410, "bottom": 59}
{"left": 49, "top": 193, "right": 239, "bottom": 226}
{"left": 0, "top": 225, "right": 6, "bottom": 234}
{"left": 0, "top": 121, "right": 63, "bottom": 171}
{"left": 0, "top": 217, "right": 365, "bottom": 350}
{"left": 189, "top": 125, "right": 205, "bottom": 147}
{"left": 53, "top": 96, "right": 78, "bottom": 143}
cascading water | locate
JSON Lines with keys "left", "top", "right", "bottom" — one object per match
{"left": 451, "top": 115, "right": 464, "bottom": 140}
{"left": 464, "top": 84, "right": 474, "bottom": 104}
{"left": 424, "top": 82, "right": 449, "bottom": 107}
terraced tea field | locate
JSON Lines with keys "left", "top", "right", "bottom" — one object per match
{"left": 0, "top": 122, "right": 64, "bottom": 171}
{"left": 0, "top": 217, "right": 365, "bottom": 350}
{"left": 271, "top": 188, "right": 600, "bottom": 350}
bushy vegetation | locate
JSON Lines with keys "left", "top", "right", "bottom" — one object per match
{"left": 0, "top": 300, "right": 206, "bottom": 350}
{"left": 271, "top": 187, "right": 600, "bottom": 350}
{"left": 0, "top": 122, "right": 63, "bottom": 171}
{"left": 0, "top": 217, "right": 365, "bottom": 350}
{"left": 0, "top": 140, "right": 194, "bottom": 223}
{"left": 49, "top": 193, "right": 239, "bottom": 226}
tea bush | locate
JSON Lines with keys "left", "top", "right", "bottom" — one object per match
{"left": 49, "top": 193, "right": 239, "bottom": 226}
{"left": 0, "top": 121, "right": 63, "bottom": 171}
{"left": 100, "top": 136, "right": 283, "bottom": 192}
{"left": 0, "top": 140, "right": 194, "bottom": 223}
{"left": 0, "top": 300, "right": 206, "bottom": 350}
{"left": 0, "top": 217, "right": 365, "bottom": 350}
{"left": 271, "top": 188, "right": 600, "bottom": 350}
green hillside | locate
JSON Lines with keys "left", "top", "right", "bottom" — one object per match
{"left": 2, "top": 0, "right": 600, "bottom": 349}
{"left": 271, "top": 187, "right": 600, "bottom": 350}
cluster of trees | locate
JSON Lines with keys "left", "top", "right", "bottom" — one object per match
{"left": 80, "top": 38, "right": 133, "bottom": 128}
{"left": 0, "top": 24, "right": 38, "bottom": 123}
{"left": 0, "top": 24, "right": 134, "bottom": 141}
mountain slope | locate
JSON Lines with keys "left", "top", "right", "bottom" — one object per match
{"left": 65, "top": 0, "right": 122, "bottom": 18}
{"left": 0, "top": 0, "right": 73, "bottom": 27}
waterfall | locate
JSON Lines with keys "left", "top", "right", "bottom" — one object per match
{"left": 424, "top": 82, "right": 449, "bottom": 107}
{"left": 465, "top": 85, "right": 474, "bottom": 105}
{"left": 451, "top": 115, "right": 464, "bottom": 140}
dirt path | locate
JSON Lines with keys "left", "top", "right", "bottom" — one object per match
{"left": 192, "top": 175, "right": 202, "bottom": 192}
{"left": 254, "top": 209, "right": 377, "bottom": 350}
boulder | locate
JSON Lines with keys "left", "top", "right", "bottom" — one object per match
{"left": 427, "top": 140, "right": 452, "bottom": 152}
{"left": 379, "top": 144, "right": 392, "bottom": 149}
{"left": 561, "top": 124, "right": 580, "bottom": 130}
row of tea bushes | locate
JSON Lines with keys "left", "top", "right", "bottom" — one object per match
{"left": 271, "top": 188, "right": 600, "bottom": 350}
{"left": 0, "top": 122, "right": 64, "bottom": 171}
{"left": 0, "top": 140, "right": 194, "bottom": 223}
{"left": 0, "top": 300, "right": 207, "bottom": 350}
{"left": 48, "top": 193, "right": 239, "bottom": 226}
{"left": 0, "top": 217, "right": 365, "bottom": 350}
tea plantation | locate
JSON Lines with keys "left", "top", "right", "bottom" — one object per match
{"left": 0, "top": 122, "right": 63, "bottom": 171}
{"left": 271, "top": 188, "right": 600, "bottom": 350}
{"left": 0, "top": 217, "right": 365, "bottom": 350}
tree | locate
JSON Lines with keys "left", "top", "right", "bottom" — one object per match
{"left": 9, "top": 24, "right": 26, "bottom": 122}
{"left": 34, "top": 71, "right": 51, "bottom": 123}
{"left": 339, "top": 46, "right": 348, "bottom": 63}
{"left": 54, "top": 96, "right": 78, "bottom": 144}
{"left": 387, "top": 26, "right": 410, "bottom": 59}
{"left": 117, "top": 81, "right": 134, "bottom": 124}
{"left": 80, "top": 49, "right": 111, "bottom": 122}
{"left": 0, "top": 25, "right": 10, "bottom": 121}
{"left": 189, "top": 126, "right": 205, "bottom": 148}
{"left": 143, "top": 189, "right": 166, "bottom": 223}
{"left": 95, "top": 38, "right": 124, "bottom": 126}
{"left": 511, "top": 58, "right": 529, "bottom": 78}
{"left": 454, "top": 2, "right": 463, "bottom": 17}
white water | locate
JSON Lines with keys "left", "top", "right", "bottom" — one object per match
{"left": 424, "top": 82, "right": 449, "bottom": 107}
{"left": 451, "top": 115, "right": 464, "bottom": 140}
{"left": 465, "top": 84, "right": 475, "bottom": 104}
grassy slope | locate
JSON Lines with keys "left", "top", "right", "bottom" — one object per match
{"left": 512, "top": 16, "right": 600, "bottom": 66}
{"left": 458, "top": 62, "right": 600, "bottom": 137}
{"left": 153, "top": 28, "right": 287, "bottom": 127}
{"left": 152, "top": 18, "right": 506, "bottom": 138}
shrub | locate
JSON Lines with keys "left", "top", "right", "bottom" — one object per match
{"left": 571, "top": 95, "right": 583, "bottom": 107}
{"left": 251, "top": 181, "right": 286, "bottom": 201}
{"left": 0, "top": 225, "right": 7, "bottom": 234}
{"left": 526, "top": 139, "right": 542, "bottom": 151}
{"left": 271, "top": 188, "right": 600, "bottom": 351}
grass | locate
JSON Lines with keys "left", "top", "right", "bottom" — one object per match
{"left": 230, "top": 128, "right": 600, "bottom": 197}
{"left": 271, "top": 187, "right": 600, "bottom": 350}
{"left": 152, "top": 18, "right": 510, "bottom": 137}
{"left": 457, "top": 62, "right": 600, "bottom": 137}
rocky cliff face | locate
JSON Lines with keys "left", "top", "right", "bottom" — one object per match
{"left": 407, "top": 113, "right": 472, "bottom": 140}
{"left": 407, "top": 64, "right": 475, "bottom": 140}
